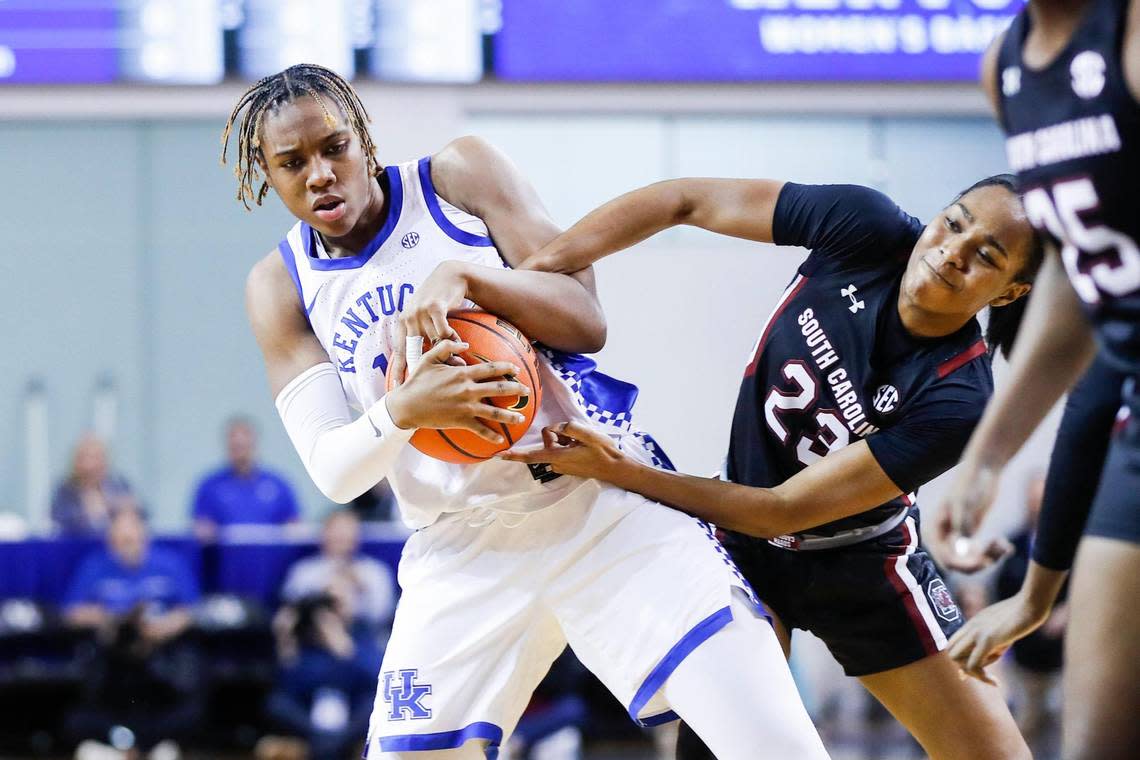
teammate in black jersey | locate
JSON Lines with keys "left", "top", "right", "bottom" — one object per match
{"left": 506, "top": 176, "right": 1040, "bottom": 760}
{"left": 934, "top": 0, "right": 1140, "bottom": 757}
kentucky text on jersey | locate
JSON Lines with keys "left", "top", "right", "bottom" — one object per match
{"left": 796, "top": 307, "right": 879, "bottom": 437}
{"left": 332, "top": 283, "right": 416, "bottom": 373}
{"left": 1006, "top": 113, "right": 1121, "bottom": 172}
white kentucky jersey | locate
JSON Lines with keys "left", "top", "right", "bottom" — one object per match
{"left": 277, "top": 157, "right": 672, "bottom": 529}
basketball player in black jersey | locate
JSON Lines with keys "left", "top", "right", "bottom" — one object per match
{"left": 934, "top": 0, "right": 1140, "bottom": 757}
{"left": 505, "top": 176, "right": 1039, "bottom": 760}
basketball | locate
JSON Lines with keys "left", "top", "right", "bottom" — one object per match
{"left": 385, "top": 309, "right": 542, "bottom": 464}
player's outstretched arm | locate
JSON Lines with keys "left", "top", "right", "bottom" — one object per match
{"left": 519, "top": 178, "right": 786, "bottom": 275}
{"left": 934, "top": 253, "right": 1096, "bottom": 543}
{"left": 501, "top": 422, "right": 903, "bottom": 538}
{"left": 246, "top": 253, "right": 529, "bottom": 502}
{"left": 947, "top": 352, "right": 1122, "bottom": 673}
{"left": 407, "top": 136, "right": 606, "bottom": 353}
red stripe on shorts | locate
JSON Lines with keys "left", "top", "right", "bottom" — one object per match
{"left": 882, "top": 519, "right": 939, "bottom": 656}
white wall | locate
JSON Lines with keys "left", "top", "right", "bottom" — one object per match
{"left": 0, "top": 84, "right": 1057, "bottom": 541}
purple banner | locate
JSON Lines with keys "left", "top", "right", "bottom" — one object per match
{"left": 0, "top": 2, "right": 119, "bottom": 83}
{"left": 495, "top": 0, "right": 1024, "bottom": 82}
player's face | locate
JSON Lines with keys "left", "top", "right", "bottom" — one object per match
{"left": 259, "top": 95, "right": 378, "bottom": 240}
{"left": 903, "top": 185, "right": 1034, "bottom": 317}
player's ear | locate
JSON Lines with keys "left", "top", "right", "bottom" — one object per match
{"left": 990, "top": 280, "right": 1030, "bottom": 307}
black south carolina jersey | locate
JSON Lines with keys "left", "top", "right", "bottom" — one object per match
{"left": 726, "top": 183, "right": 994, "bottom": 536}
{"left": 998, "top": 0, "right": 1140, "bottom": 371}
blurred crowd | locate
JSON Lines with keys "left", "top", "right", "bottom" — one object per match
{"left": 0, "top": 422, "right": 1064, "bottom": 760}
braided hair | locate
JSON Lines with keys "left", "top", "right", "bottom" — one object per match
{"left": 220, "top": 64, "right": 379, "bottom": 210}
{"left": 950, "top": 174, "right": 1045, "bottom": 358}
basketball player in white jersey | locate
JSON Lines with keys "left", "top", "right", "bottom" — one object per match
{"left": 223, "top": 64, "right": 829, "bottom": 760}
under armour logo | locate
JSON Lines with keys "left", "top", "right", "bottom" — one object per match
{"left": 840, "top": 285, "right": 865, "bottom": 314}
{"left": 383, "top": 669, "right": 432, "bottom": 720}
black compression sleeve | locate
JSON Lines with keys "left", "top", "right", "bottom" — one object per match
{"left": 1033, "top": 353, "right": 1125, "bottom": 571}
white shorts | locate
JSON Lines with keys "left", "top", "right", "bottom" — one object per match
{"left": 364, "top": 481, "right": 764, "bottom": 757}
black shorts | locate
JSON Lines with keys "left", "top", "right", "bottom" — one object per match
{"left": 1086, "top": 399, "right": 1140, "bottom": 546}
{"left": 725, "top": 508, "right": 963, "bottom": 677}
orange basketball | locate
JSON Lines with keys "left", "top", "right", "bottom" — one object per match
{"left": 385, "top": 309, "right": 543, "bottom": 464}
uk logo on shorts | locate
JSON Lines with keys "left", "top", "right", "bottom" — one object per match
{"left": 926, "top": 579, "right": 960, "bottom": 623}
{"left": 383, "top": 669, "right": 432, "bottom": 720}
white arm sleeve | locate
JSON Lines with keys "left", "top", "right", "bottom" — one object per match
{"left": 274, "top": 363, "right": 414, "bottom": 504}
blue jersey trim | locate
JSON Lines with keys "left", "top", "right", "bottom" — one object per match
{"left": 540, "top": 348, "right": 640, "bottom": 427}
{"left": 276, "top": 240, "right": 304, "bottom": 309}
{"left": 631, "top": 431, "right": 676, "bottom": 472}
{"left": 303, "top": 165, "right": 404, "bottom": 271}
{"left": 417, "top": 156, "right": 494, "bottom": 247}
{"left": 375, "top": 721, "right": 502, "bottom": 757}
{"left": 639, "top": 709, "right": 682, "bottom": 727}
{"left": 627, "top": 605, "right": 733, "bottom": 726}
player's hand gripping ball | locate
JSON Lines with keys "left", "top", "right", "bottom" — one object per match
{"left": 387, "top": 310, "right": 542, "bottom": 464}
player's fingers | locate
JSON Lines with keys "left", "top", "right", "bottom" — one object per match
{"left": 559, "top": 421, "right": 611, "bottom": 447}
{"left": 984, "top": 537, "right": 1015, "bottom": 562}
{"left": 428, "top": 311, "right": 457, "bottom": 343}
{"left": 982, "top": 648, "right": 1005, "bottom": 668}
{"left": 389, "top": 352, "right": 407, "bottom": 388}
{"left": 933, "top": 505, "right": 953, "bottom": 536}
{"left": 959, "top": 640, "right": 996, "bottom": 685}
{"left": 498, "top": 446, "right": 548, "bottom": 462}
{"left": 947, "top": 627, "right": 973, "bottom": 660}
{"left": 962, "top": 663, "right": 996, "bottom": 686}
{"left": 965, "top": 637, "right": 994, "bottom": 678}
{"left": 470, "top": 379, "right": 530, "bottom": 399}
{"left": 542, "top": 426, "right": 560, "bottom": 449}
{"left": 950, "top": 507, "right": 975, "bottom": 541}
{"left": 389, "top": 324, "right": 408, "bottom": 387}
{"left": 399, "top": 311, "right": 426, "bottom": 339}
{"left": 466, "top": 361, "right": 523, "bottom": 381}
{"left": 423, "top": 340, "right": 467, "bottom": 364}
{"left": 451, "top": 419, "right": 504, "bottom": 444}
{"left": 471, "top": 403, "right": 526, "bottom": 425}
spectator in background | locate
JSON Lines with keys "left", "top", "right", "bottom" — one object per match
{"left": 52, "top": 433, "right": 134, "bottom": 536}
{"left": 62, "top": 505, "right": 203, "bottom": 760}
{"left": 994, "top": 473, "right": 1067, "bottom": 750}
{"left": 192, "top": 416, "right": 299, "bottom": 541}
{"left": 280, "top": 509, "right": 395, "bottom": 646}
{"left": 255, "top": 510, "right": 393, "bottom": 760}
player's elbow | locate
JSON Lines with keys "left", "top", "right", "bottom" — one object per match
{"left": 737, "top": 491, "right": 797, "bottom": 539}
{"left": 668, "top": 180, "right": 700, "bottom": 226}
{"left": 552, "top": 297, "right": 607, "bottom": 353}
{"left": 577, "top": 309, "right": 607, "bottom": 353}
{"left": 312, "top": 474, "right": 365, "bottom": 506}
